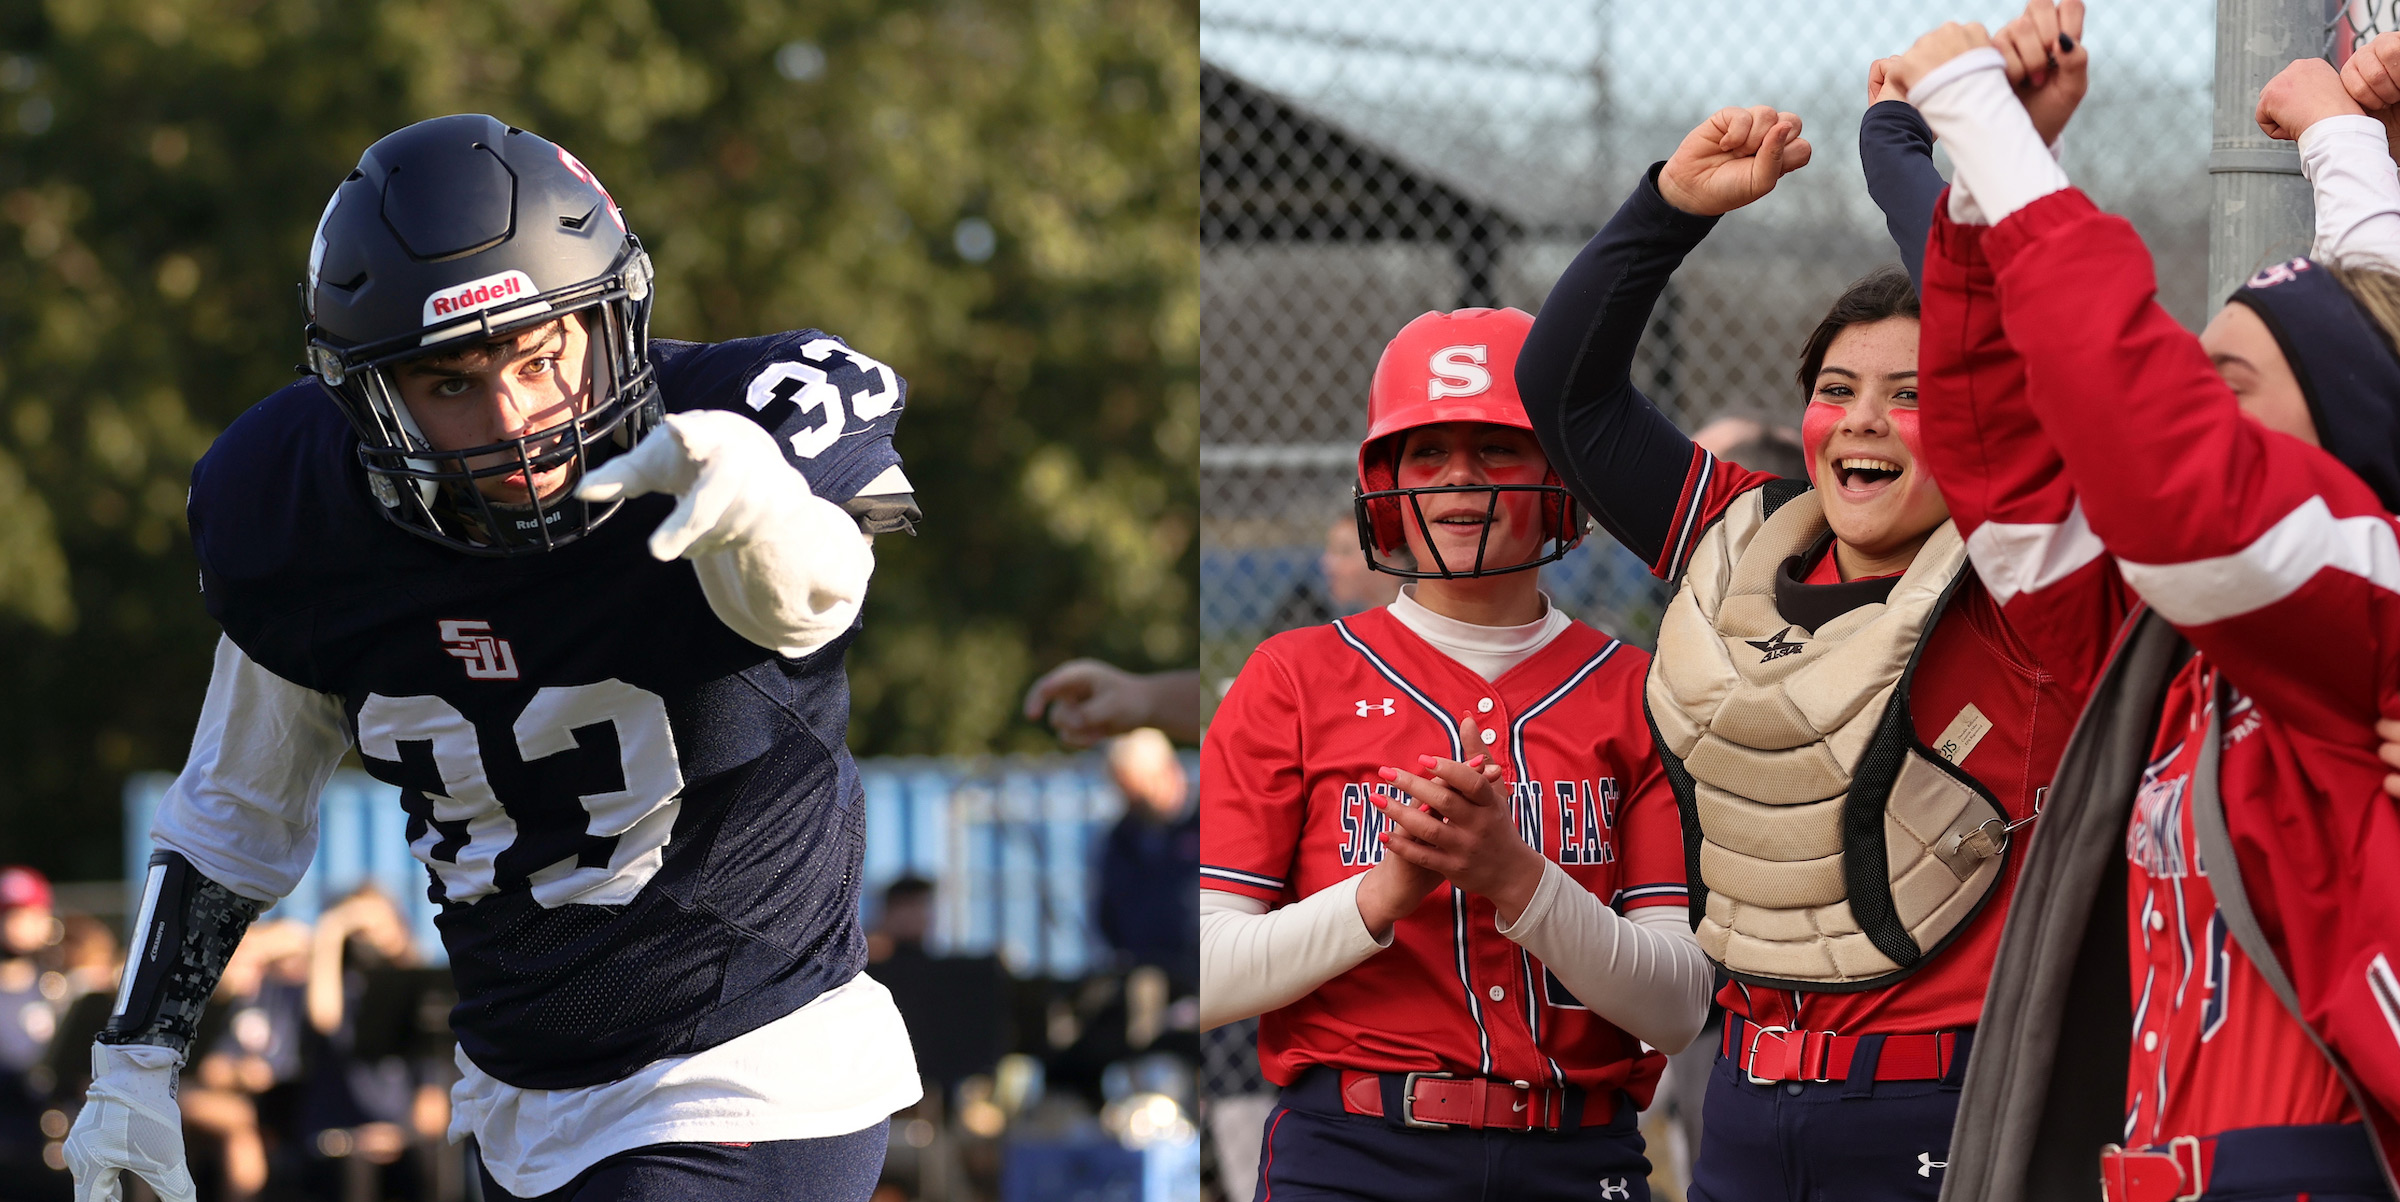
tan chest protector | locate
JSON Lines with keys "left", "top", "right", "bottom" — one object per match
{"left": 1645, "top": 483, "right": 2011, "bottom": 990}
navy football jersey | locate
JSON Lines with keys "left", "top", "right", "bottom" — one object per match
{"left": 187, "top": 331, "right": 906, "bottom": 1089}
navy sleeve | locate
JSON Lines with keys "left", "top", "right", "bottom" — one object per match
{"left": 1516, "top": 163, "right": 1720, "bottom": 568}
{"left": 1860, "top": 100, "right": 1947, "bottom": 293}
{"left": 656, "top": 331, "right": 909, "bottom": 517}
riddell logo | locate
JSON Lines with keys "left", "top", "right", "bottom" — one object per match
{"left": 439, "top": 619, "right": 520, "bottom": 680}
{"left": 422, "top": 270, "right": 538, "bottom": 326}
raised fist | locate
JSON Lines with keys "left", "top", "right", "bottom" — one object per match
{"left": 1993, "top": 0, "right": 2088, "bottom": 143}
{"left": 2341, "top": 31, "right": 2400, "bottom": 162}
{"left": 1657, "top": 105, "right": 1812, "bottom": 217}
{"left": 1868, "top": 57, "right": 1909, "bottom": 107}
{"left": 1883, "top": 21, "right": 1993, "bottom": 99}
{"left": 2257, "top": 57, "right": 2364, "bottom": 142}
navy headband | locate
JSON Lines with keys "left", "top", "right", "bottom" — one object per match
{"left": 2228, "top": 256, "right": 2400, "bottom": 513}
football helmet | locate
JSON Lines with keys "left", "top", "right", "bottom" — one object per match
{"left": 1354, "top": 308, "right": 1584, "bottom": 578}
{"left": 304, "top": 114, "right": 661, "bottom": 555}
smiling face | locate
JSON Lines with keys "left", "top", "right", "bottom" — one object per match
{"left": 1802, "top": 316, "right": 1950, "bottom": 574}
{"left": 1390, "top": 421, "right": 1555, "bottom": 576}
{"left": 2200, "top": 301, "right": 2321, "bottom": 446}
{"left": 391, "top": 316, "right": 595, "bottom": 505}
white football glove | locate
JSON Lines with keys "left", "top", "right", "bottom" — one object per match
{"left": 65, "top": 1043, "right": 198, "bottom": 1202}
{"left": 578, "top": 410, "right": 873, "bottom": 656}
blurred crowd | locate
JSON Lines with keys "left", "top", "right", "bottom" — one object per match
{"left": 871, "top": 728, "right": 1202, "bottom": 1202}
{"left": 0, "top": 867, "right": 458, "bottom": 1202}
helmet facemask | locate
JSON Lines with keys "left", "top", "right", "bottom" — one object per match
{"left": 308, "top": 245, "right": 662, "bottom": 556}
{"left": 1352, "top": 432, "right": 1584, "bottom": 580}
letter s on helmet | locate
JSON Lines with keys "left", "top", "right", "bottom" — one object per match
{"left": 1353, "top": 308, "right": 1585, "bottom": 578}
{"left": 304, "top": 113, "right": 661, "bottom": 556}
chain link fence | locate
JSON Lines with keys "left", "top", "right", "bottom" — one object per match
{"left": 1200, "top": 0, "right": 2216, "bottom": 697}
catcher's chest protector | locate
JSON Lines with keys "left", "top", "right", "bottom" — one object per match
{"left": 1646, "top": 486, "right": 2009, "bottom": 990}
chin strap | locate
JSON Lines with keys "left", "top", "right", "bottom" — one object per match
{"left": 98, "top": 851, "right": 262, "bottom": 1056}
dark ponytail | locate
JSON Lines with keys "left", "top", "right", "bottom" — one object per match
{"left": 1796, "top": 266, "right": 1919, "bottom": 401}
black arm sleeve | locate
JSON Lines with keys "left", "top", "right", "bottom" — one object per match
{"left": 98, "top": 850, "right": 262, "bottom": 1056}
{"left": 1860, "top": 100, "right": 1948, "bottom": 293}
{"left": 1516, "top": 163, "right": 1721, "bottom": 569}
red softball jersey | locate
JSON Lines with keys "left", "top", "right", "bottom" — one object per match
{"left": 2122, "top": 660, "right": 2359, "bottom": 1144}
{"left": 1201, "top": 606, "right": 1686, "bottom": 1103}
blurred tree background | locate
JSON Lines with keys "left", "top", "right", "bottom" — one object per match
{"left": 0, "top": 0, "right": 1198, "bottom": 879}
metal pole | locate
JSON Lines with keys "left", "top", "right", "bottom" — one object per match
{"left": 2208, "top": 0, "right": 2327, "bottom": 305}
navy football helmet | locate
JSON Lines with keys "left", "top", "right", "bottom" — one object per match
{"left": 304, "top": 114, "right": 661, "bottom": 555}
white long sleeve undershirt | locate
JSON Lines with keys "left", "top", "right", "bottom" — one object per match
{"left": 1908, "top": 47, "right": 2072, "bottom": 226}
{"left": 2302, "top": 114, "right": 2400, "bottom": 270}
{"left": 1200, "top": 873, "right": 1712, "bottom": 1053}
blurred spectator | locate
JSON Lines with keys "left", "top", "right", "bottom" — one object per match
{"left": 0, "top": 866, "right": 60, "bottom": 1200}
{"left": 1692, "top": 415, "right": 1808, "bottom": 480}
{"left": 1023, "top": 662, "right": 1201, "bottom": 748}
{"left": 867, "top": 878, "right": 1006, "bottom": 1097}
{"left": 51, "top": 916, "right": 117, "bottom": 1007}
{"left": 1096, "top": 731, "right": 1197, "bottom": 992}
{"left": 1322, "top": 513, "right": 1403, "bottom": 613}
{"left": 1266, "top": 515, "right": 1404, "bottom": 633}
{"left": 294, "top": 885, "right": 444, "bottom": 1200}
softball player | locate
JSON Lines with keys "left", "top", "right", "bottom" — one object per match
{"left": 1199, "top": 308, "right": 1711, "bottom": 1202}
{"left": 1891, "top": 12, "right": 2400, "bottom": 1199}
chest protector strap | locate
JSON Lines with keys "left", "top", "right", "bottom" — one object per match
{"left": 1646, "top": 486, "right": 2009, "bottom": 990}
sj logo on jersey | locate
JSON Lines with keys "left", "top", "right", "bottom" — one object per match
{"left": 439, "top": 619, "right": 520, "bottom": 680}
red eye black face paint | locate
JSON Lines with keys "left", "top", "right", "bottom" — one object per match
{"left": 1802, "top": 399, "right": 1841, "bottom": 488}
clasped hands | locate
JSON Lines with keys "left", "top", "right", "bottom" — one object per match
{"left": 1352, "top": 714, "right": 1547, "bottom": 938}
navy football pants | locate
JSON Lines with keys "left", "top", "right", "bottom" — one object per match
{"left": 1685, "top": 1049, "right": 1960, "bottom": 1202}
{"left": 1251, "top": 1070, "right": 1651, "bottom": 1202}
{"left": 475, "top": 1123, "right": 887, "bottom": 1202}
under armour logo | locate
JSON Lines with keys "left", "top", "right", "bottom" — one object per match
{"left": 1746, "top": 626, "right": 1807, "bottom": 662}
{"left": 1918, "top": 1152, "right": 1948, "bottom": 1178}
{"left": 1598, "top": 1180, "right": 1631, "bottom": 1200}
{"left": 439, "top": 619, "right": 520, "bottom": 680}
{"left": 1356, "top": 698, "right": 1395, "bottom": 717}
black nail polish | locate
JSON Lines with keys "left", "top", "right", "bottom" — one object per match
{"left": 2059, "top": 32, "right": 2075, "bottom": 53}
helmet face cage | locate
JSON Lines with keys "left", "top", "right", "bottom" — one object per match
{"left": 308, "top": 245, "right": 661, "bottom": 557}
{"left": 1352, "top": 482, "right": 1584, "bottom": 580}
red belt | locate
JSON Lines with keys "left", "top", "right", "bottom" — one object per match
{"left": 2100, "top": 1136, "right": 2213, "bottom": 1202}
{"left": 1721, "top": 1019, "right": 1965, "bottom": 1083}
{"left": 1337, "top": 1071, "right": 1614, "bottom": 1131}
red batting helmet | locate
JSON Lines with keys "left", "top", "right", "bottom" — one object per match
{"left": 1353, "top": 308, "right": 1583, "bottom": 578}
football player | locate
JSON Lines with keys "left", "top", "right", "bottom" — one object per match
{"left": 63, "top": 114, "right": 922, "bottom": 1202}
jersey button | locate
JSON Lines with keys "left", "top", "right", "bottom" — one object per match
{"left": 1480, "top": 728, "right": 1498, "bottom": 746}
{"left": 2147, "top": 911, "right": 2164, "bottom": 932}
{"left": 2143, "top": 1031, "right": 2158, "bottom": 1052}
{"left": 1488, "top": 985, "right": 1505, "bottom": 1002}
{"left": 1478, "top": 698, "right": 1494, "bottom": 713}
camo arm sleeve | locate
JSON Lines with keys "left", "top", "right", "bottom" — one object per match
{"left": 97, "top": 850, "right": 263, "bottom": 1056}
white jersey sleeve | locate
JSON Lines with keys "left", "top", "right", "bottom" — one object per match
{"left": 148, "top": 635, "right": 352, "bottom": 903}
{"left": 2301, "top": 114, "right": 2400, "bottom": 271}
{"left": 1494, "top": 859, "right": 1714, "bottom": 1053}
{"left": 1199, "top": 883, "right": 1390, "bottom": 1031}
